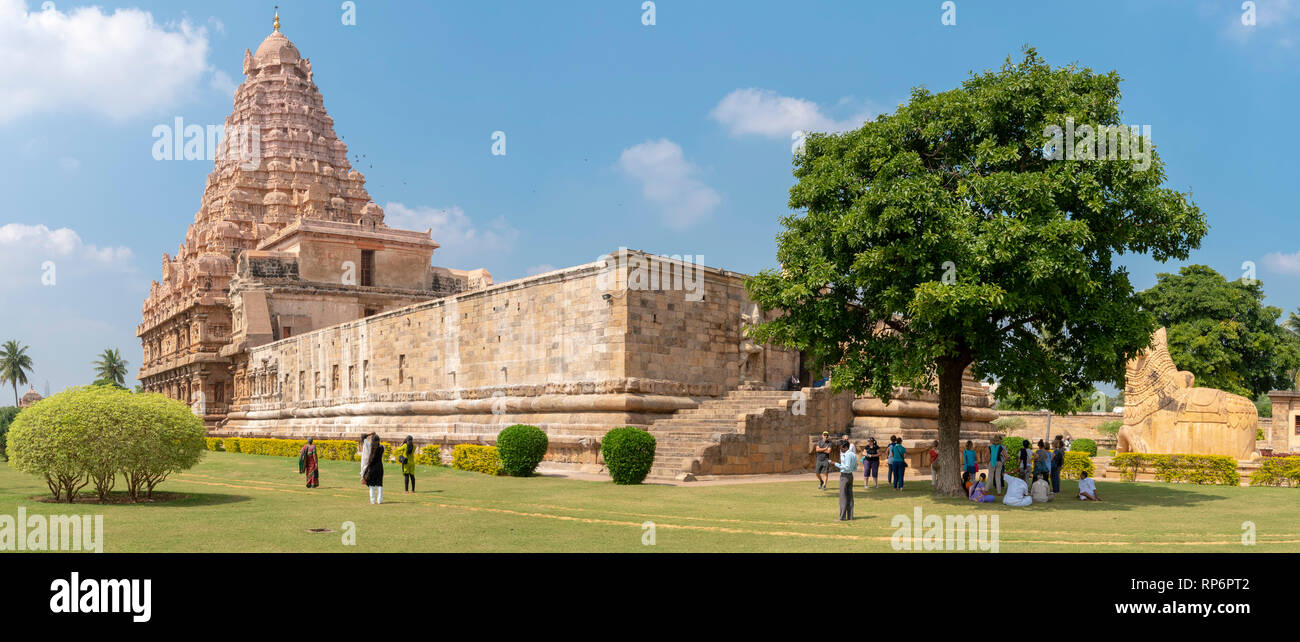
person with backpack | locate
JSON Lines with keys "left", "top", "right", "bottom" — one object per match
{"left": 398, "top": 435, "right": 417, "bottom": 493}
{"left": 1033, "top": 440, "right": 1051, "bottom": 481}
{"left": 1051, "top": 436, "right": 1066, "bottom": 493}
{"left": 988, "top": 436, "right": 1006, "bottom": 495}
{"left": 888, "top": 436, "right": 908, "bottom": 491}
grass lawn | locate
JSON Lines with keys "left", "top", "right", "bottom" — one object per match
{"left": 2, "top": 451, "right": 1296, "bottom": 552}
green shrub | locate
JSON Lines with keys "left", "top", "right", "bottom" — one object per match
{"left": 452, "top": 444, "right": 502, "bottom": 475}
{"left": 496, "top": 424, "right": 549, "bottom": 476}
{"left": 417, "top": 444, "right": 441, "bottom": 466}
{"left": 1111, "top": 453, "right": 1240, "bottom": 485}
{"left": 1069, "top": 438, "right": 1097, "bottom": 456}
{"left": 992, "top": 416, "right": 1026, "bottom": 433}
{"left": 1001, "top": 436, "right": 1029, "bottom": 475}
{"left": 1249, "top": 456, "right": 1300, "bottom": 487}
{"left": 6, "top": 386, "right": 205, "bottom": 502}
{"left": 0, "top": 406, "right": 20, "bottom": 461}
{"left": 1256, "top": 428, "right": 1266, "bottom": 441}
{"left": 1061, "top": 451, "right": 1094, "bottom": 479}
{"left": 601, "top": 427, "right": 656, "bottom": 485}
{"left": 205, "top": 437, "right": 225, "bottom": 451}
{"left": 224, "top": 437, "right": 242, "bottom": 453}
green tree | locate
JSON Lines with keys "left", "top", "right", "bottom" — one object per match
{"left": 0, "top": 340, "right": 34, "bottom": 406}
{"left": 93, "top": 348, "right": 129, "bottom": 387}
{"left": 1137, "top": 265, "right": 1300, "bottom": 398}
{"left": 746, "top": 48, "right": 1206, "bottom": 495}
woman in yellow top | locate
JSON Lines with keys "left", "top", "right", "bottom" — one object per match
{"left": 399, "top": 435, "right": 417, "bottom": 493}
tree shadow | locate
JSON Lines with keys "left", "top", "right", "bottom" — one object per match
{"left": 913, "top": 480, "right": 1229, "bottom": 512}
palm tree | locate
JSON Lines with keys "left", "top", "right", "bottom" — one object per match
{"left": 1286, "top": 309, "right": 1300, "bottom": 336}
{"left": 0, "top": 340, "right": 34, "bottom": 406}
{"left": 93, "top": 348, "right": 129, "bottom": 387}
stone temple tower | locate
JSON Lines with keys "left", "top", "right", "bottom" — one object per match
{"left": 138, "top": 15, "right": 490, "bottom": 427}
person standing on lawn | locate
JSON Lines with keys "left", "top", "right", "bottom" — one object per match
{"left": 814, "top": 431, "right": 834, "bottom": 491}
{"left": 832, "top": 440, "right": 859, "bottom": 520}
{"left": 298, "top": 438, "right": 320, "bottom": 488}
{"left": 364, "top": 434, "right": 385, "bottom": 504}
{"left": 399, "top": 435, "right": 417, "bottom": 493}
{"left": 1051, "top": 437, "right": 1066, "bottom": 493}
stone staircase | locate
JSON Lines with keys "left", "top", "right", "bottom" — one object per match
{"left": 646, "top": 390, "right": 804, "bottom": 480}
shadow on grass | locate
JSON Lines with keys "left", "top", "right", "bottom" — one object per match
{"left": 147, "top": 492, "right": 253, "bottom": 508}
{"left": 895, "top": 481, "right": 1229, "bottom": 512}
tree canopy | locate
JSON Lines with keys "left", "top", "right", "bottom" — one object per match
{"left": 1138, "top": 265, "right": 1300, "bottom": 399}
{"left": 746, "top": 48, "right": 1207, "bottom": 495}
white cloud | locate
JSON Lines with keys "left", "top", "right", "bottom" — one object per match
{"left": 617, "top": 139, "right": 721, "bottom": 229}
{"left": 1222, "top": 0, "right": 1298, "bottom": 48}
{"left": 209, "top": 69, "right": 238, "bottom": 97}
{"left": 710, "top": 88, "right": 873, "bottom": 138}
{"left": 58, "top": 157, "right": 79, "bottom": 172}
{"left": 0, "top": 0, "right": 213, "bottom": 123}
{"left": 0, "top": 223, "right": 135, "bottom": 289}
{"left": 1263, "top": 249, "right": 1300, "bottom": 275}
{"left": 382, "top": 202, "right": 518, "bottom": 270}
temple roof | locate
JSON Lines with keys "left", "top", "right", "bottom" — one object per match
{"left": 252, "top": 30, "right": 301, "bottom": 68}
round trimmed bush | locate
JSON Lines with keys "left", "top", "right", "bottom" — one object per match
{"left": 496, "top": 424, "right": 549, "bottom": 476}
{"left": 1069, "top": 437, "right": 1098, "bottom": 456}
{"left": 7, "top": 386, "right": 205, "bottom": 502}
{"left": 601, "top": 426, "right": 656, "bottom": 485}
{"left": 1001, "top": 436, "right": 1029, "bottom": 474}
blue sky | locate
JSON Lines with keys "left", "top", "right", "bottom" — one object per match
{"left": 1, "top": 0, "right": 1297, "bottom": 396}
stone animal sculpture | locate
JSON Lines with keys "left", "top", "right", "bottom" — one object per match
{"left": 1119, "top": 328, "right": 1258, "bottom": 461}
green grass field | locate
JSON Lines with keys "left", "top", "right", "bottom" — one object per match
{"left": 2, "top": 451, "right": 1296, "bottom": 552}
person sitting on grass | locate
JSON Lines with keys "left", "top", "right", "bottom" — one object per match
{"left": 1002, "top": 472, "right": 1033, "bottom": 507}
{"left": 969, "top": 473, "right": 996, "bottom": 503}
{"left": 1077, "top": 471, "right": 1102, "bottom": 501}
{"left": 1031, "top": 472, "right": 1054, "bottom": 503}
{"left": 962, "top": 470, "right": 973, "bottom": 496}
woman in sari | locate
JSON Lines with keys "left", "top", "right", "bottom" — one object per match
{"left": 298, "top": 438, "right": 320, "bottom": 488}
{"left": 363, "top": 434, "right": 385, "bottom": 504}
{"left": 968, "top": 472, "right": 995, "bottom": 503}
{"left": 399, "top": 435, "right": 417, "bottom": 493}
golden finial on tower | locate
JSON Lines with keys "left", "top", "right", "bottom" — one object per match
{"left": 273, "top": 6, "right": 280, "bottom": 32}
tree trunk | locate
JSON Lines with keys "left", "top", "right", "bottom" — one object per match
{"left": 933, "top": 356, "right": 970, "bottom": 496}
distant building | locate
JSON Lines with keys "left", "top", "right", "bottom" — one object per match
{"left": 19, "top": 386, "right": 43, "bottom": 408}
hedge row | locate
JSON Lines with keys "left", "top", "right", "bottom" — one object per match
{"left": 452, "top": 444, "right": 502, "bottom": 475}
{"left": 1249, "top": 456, "right": 1300, "bottom": 487}
{"left": 208, "top": 437, "right": 440, "bottom": 466}
{"left": 1112, "top": 453, "right": 1241, "bottom": 485}
{"left": 1061, "top": 451, "right": 1095, "bottom": 479}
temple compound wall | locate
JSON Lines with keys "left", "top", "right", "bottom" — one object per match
{"left": 221, "top": 249, "right": 997, "bottom": 478}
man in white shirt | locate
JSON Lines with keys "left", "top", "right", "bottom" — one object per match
{"left": 1078, "top": 471, "right": 1101, "bottom": 501}
{"left": 1002, "top": 473, "right": 1033, "bottom": 507}
{"left": 832, "top": 441, "right": 859, "bottom": 520}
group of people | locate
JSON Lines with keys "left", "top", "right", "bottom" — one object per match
{"left": 297, "top": 433, "right": 420, "bottom": 504}
{"left": 816, "top": 432, "right": 1102, "bottom": 520}
{"left": 816, "top": 431, "right": 911, "bottom": 520}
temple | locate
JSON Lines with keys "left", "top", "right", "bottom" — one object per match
{"left": 137, "top": 18, "right": 492, "bottom": 425}
{"left": 140, "top": 20, "right": 996, "bottom": 479}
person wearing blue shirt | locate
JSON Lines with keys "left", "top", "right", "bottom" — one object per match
{"left": 963, "top": 440, "right": 977, "bottom": 476}
{"left": 833, "top": 441, "right": 859, "bottom": 520}
{"left": 888, "top": 437, "right": 907, "bottom": 490}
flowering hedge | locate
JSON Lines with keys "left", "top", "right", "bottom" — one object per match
{"left": 1112, "top": 453, "right": 1240, "bottom": 485}
{"left": 1249, "top": 456, "right": 1300, "bottom": 487}
{"left": 209, "top": 437, "right": 440, "bottom": 465}
{"left": 452, "top": 444, "right": 502, "bottom": 475}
